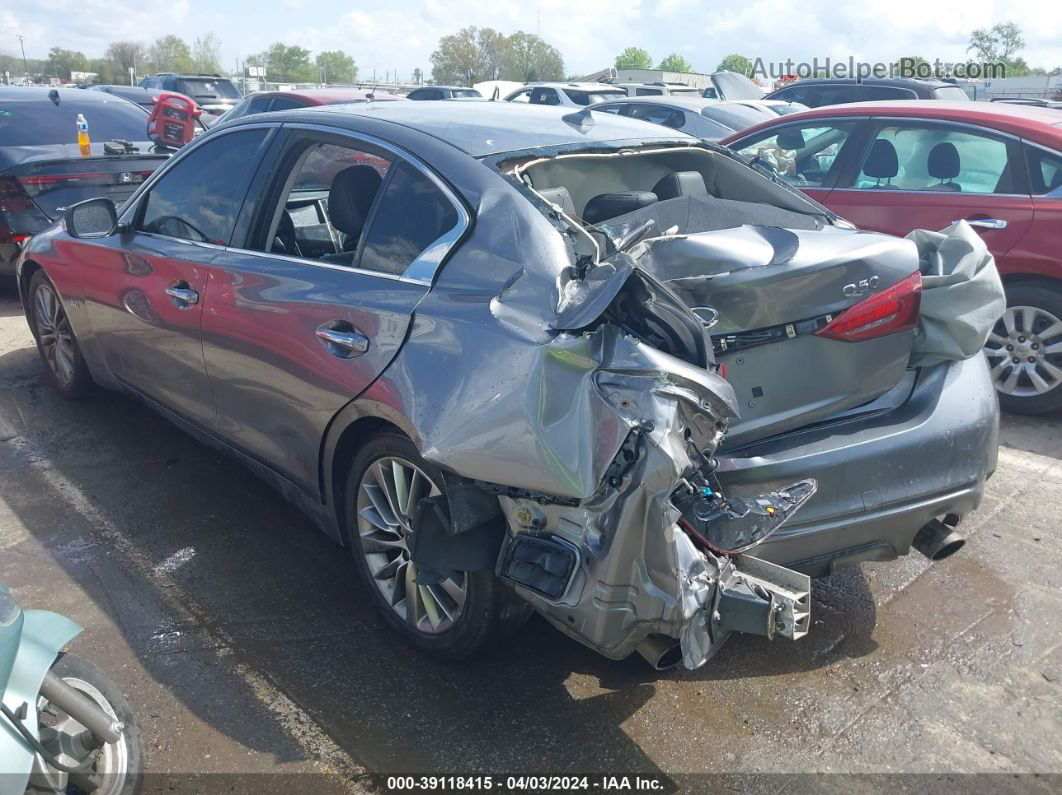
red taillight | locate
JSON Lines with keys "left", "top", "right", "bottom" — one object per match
{"left": 815, "top": 271, "right": 923, "bottom": 343}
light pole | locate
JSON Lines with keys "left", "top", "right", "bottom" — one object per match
{"left": 16, "top": 34, "right": 28, "bottom": 78}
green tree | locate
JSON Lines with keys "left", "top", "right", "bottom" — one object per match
{"left": 505, "top": 32, "right": 564, "bottom": 82}
{"left": 968, "top": 21, "right": 1025, "bottom": 62}
{"left": 316, "top": 50, "right": 358, "bottom": 83}
{"left": 615, "top": 47, "right": 653, "bottom": 70}
{"left": 430, "top": 26, "right": 507, "bottom": 85}
{"left": 105, "top": 41, "right": 146, "bottom": 82}
{"left": 716, "top": 53, "right": 753, "bottom": 76}
{"left": 250, "top": 42, "right": 314, "bottom": 81}
{"left": 192, "top": 34, "right": 223, "bottom": 74}
{"left": 658, "top": 53, "right": 693, "bottom": 73}
{"left": 148, "top": 35, "right": 193, "bottom": 73}
{"left": 47, "top": 48, "right": 88, "bottom": 80}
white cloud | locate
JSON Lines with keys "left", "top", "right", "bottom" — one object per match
{"left": 4, "top": 0, "right": 1060, "bottom": 80}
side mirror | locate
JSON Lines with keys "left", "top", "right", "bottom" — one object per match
{"left": 65, "top": 197, "right": 118, "bottom": 239}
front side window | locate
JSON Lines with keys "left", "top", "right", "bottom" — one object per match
{"left": 853, "top": 124, "right": 1013, "bottom": 193}
{"left": 733, "top": 122, "right": 857, "bottom": 187}
{"left": 861, "top": 86, "right": 918, "bottom": 101}
{"left": 139, "top": 128, "right": 269, "bottom": 244}
{"left": 507, "top": 89, "right": 532, "bottom": 103}
{"left": 268, "top": 97, "right": 307, "bottom": 112}
{"left": 566, "top": 89, "right": 625, "bottom": 105}
{"left": 530, "top": 88, "right": 560, "bottom": 105}
{"left": 359, "top": 161, "right": 459, "bottom": 276}
{"left": 1026, "top": 145, "right": 1062, "bottom": 196}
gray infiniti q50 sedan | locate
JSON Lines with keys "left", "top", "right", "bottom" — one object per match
{"left": 15, "top": 102, "right": 998, "bottom": 669}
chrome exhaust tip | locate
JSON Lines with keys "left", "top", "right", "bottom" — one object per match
{"left": 636, "top": 635, "right": 683, "bottom": 670}
{"left": 912, "top": 518, "right": 965, "bottom": 562}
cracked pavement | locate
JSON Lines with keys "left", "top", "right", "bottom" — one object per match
{"left": 0, "top": 280, "right": 1060, "bottom": 792}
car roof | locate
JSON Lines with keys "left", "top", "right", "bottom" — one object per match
{"left": 250, "top": 88, "right": 403, "bottom": 104}
{"left": 524, "top": 82, "right": 624, "bottom": 90}
{"left": 262, "top": 100, "right": 693, "bottom": 156}
{"left": 592, "top": 95, "right": 716, "bottom": 112}
{"left": 773, "top": 76, "right": 956, "bottom": 89}
{"left": 722, "top": 100, "right": 1062, "bottom": 146}
{"left": 0, "top": 86, "right": 136, "bottom": 103}
{"left": 415, "top": 86, "right": 479, "bottom": 92}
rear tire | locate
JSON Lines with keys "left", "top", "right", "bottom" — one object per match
{"left": 28, "top": 270, "right": 95, "bottom": 399}
{"left": 987, "top": 282, "right": 1062, "bottom": 415}
{"left": 342, "top": 432, "right": 530, "bottom": 660}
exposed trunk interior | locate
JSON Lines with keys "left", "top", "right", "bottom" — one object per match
{"left": 508, "top": 146, "right": 920, "bottom": 444}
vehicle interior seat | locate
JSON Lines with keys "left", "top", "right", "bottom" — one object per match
{"left": 652, "top": 171, "right": 710, "bottom": 200}
{"left": 537, "top": 186, "right": 577, "bottom": 216}
{"left": 864, "top": 139, "right": 899, "bottom": 188}
{"left": 271, "top": 211, "right": 302, "bottom": 257}
{"left": 322, "top": 165, "right": 382, "bottom": 264}
{"left": 583, "top": 191, "right": 658, "bottom": 225}
{"left": 925, "top": 142, "right": 962, "bottom": 191}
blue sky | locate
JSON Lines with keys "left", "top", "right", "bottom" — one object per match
{"left": 4, "top": 0, "right": 1060, "bottom": 81}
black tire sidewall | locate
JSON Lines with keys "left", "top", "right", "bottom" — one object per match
{"left": 342, "top": 432, "right": 505, "bottom": 659}
{"left": 47, "top": 652, "right": 143, "bottom": 795}
{"left": 28, "top": 270, "right": 94, "bottom": 399}
{"left": 997, "top": 282, "right": 1062, "bottom": 415}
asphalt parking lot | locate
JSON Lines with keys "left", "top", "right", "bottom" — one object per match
{"left": 1, "top": 278, "right": 1060, "bottom": 791}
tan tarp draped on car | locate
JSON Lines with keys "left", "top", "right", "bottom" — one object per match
{"left": 907, "top": 221, "right": 1007, "bottom": 367}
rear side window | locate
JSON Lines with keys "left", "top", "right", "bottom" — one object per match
{"left": 1026, "top": 145, "right": 1062, "bottom": 196}
{"left": 139, "top": 129, "right": 269, "bottom": 245}
{"left": 359, "top": 161, "right": 459, "bottom": 276}
{"left": 268, "top": 97, "right": 306, "bottom": 112}
{"left": 247, "top": 96, "right": 273, "bottom": 115}
{"left": 0, "top": 98, "right": 149, "bottom": 146}
{"left": 861, "top": 86, "right": 918, "bottom": 101}
{"left": 854, "top": 124, "right": 1014, "bottom": 193}
{"left": 174, "top": 78, "right": 241, "bottom": 100}
{"left": 932, "top": 85, "right": 970, "bottom": 100}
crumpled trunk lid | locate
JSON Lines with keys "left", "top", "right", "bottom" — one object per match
{"left": 631, "top": 224, "right": 920, "bottom": 445}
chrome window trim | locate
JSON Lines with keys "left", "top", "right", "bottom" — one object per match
{"left": 842, "top": 115, "right": 1028, "bottom": 196}
{"left": 117, "top": 121, "right": 283, "bottom": 228}
{"left": 221, "top": 244, "right": 430, "bottom": 285}
{"left": 262, "top": 122, "right": 471, "bottom": 285}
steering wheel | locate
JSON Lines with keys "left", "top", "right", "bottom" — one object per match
{"left": 149, "top": 215, "right": 211, "bottom": 243}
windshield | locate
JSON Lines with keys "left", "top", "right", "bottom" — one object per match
{"left": 175, "top": 78, "right": 242, "bottom": 100}
{"left": 713, "top": 72, "right": 765, "bottom": 100}
{"left": 0, "top": 98, "right": 150, "bottom": 146}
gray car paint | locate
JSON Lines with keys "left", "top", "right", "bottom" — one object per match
{"left": 17, "top": 103, "right": 999, "bottom": 668}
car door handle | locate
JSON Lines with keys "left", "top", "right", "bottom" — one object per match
{"left": 952, "top": 218, "right": 1008, "bottom": 230}
{"left": 316, "top": 323, "right": 369, "bottom": 358}
{"left": 164, "top": 283, "right": 199, "bottom": 305}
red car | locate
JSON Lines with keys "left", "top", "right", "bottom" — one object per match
{"left": 723, "top": 101, "right": 1062, "bottom": 414}
{"left": 213, "top": 87, "right": 405, "bottom": 125}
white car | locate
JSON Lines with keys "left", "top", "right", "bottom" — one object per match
{"left": 588, "top": 96, "right": 777, "bottom": 141}
{"left": 504, "top": 82, "right": 626, "bottom": 107}
{"left": 730, "top": 99, "right": 809, "bottom": 116}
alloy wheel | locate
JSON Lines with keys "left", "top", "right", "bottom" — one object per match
{"left": 33, "top": 284, "right": 77, "bottom": 386}
{"left": 355, "top": 456, "right": 467, "bottom": 634}
{"left": 984, "top": 305, "right": 1062, "bottom": 398}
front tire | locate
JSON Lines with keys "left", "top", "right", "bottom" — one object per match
{"left": 28, "top": 270, "right": 94, "bottom": 399}
{"left": 31, "top": 652, "right": 143, "bottom": 795}
{"left": 343, "top": 432, "right": 530, "bottom": 660}
{"left": 985, "top": 282, "right": 1062, "bottom": 415}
